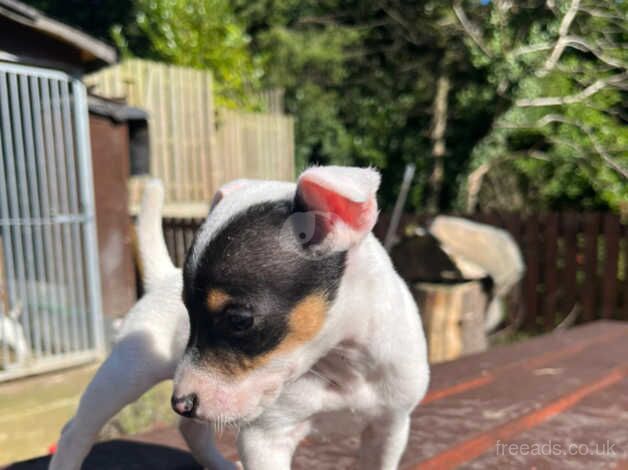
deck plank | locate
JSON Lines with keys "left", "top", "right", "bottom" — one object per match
{"left": 5, "top": 320, "right": 627, "bottom": 470}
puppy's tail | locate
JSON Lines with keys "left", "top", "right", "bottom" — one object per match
{"left": 137, "top": 179, "right": 176, "bottom": 292}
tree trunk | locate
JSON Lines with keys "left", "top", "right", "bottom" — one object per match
{"left": 426, "top": 73, "right": 450, "bottom": 213}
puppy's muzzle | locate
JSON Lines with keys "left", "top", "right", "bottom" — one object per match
{"left": 171, "top": 392, "right": 198, "bottom": 418}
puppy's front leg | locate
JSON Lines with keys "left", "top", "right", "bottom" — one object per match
{"left": 236, "top": 421, "right": 309, "bottom": 470}
{"left": 178, "top": 418, "right": 238, "bottom": 470}
{"left": 49, "top": 332, "right": 175, "bottom": 470}
{"left": 358, "top": 409, "right": 411, "bottom": 470}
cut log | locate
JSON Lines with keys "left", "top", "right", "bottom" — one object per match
{"left": 414, "top": 281, "right": 488, "bottom": 363}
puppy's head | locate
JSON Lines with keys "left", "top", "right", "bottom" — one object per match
{"left": 172, "top": 166, "right": 380, "bottom": 423}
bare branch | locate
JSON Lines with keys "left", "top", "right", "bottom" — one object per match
{"left": 380, "top": 6, "right": 421, "bottom": 46}
{"left": 515, "top": 72, "right": 627, "bottom": 107}
{"left": 515, "top": 37, "right": 626, "bottom": 77}
{"left": 584, "top": 129, "right": 628, "bottom": 179}
{"left": 559, "top": 36, "right": 626, "bottom": 70}
{"left": 540, "top": 0, "right": 580, "bottom": 75}
{"left": 452, "top": 1, "right": 491, "bottom": 57}
{"left": 579, "top": 6, "right": 626, "bottom": 22}
{"left": 532, "top": 114, "right": 628, "bottom": 179}
{"left": 498, "top": 112, "right": 628, "bottom": 179}
{"left": 466, "top": 162, "right": 491, "bottom": 212}
{"left": 558, "top": 0, "right": 581, "bottom": 37}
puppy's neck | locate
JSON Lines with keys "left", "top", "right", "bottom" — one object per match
{"left": 293, "top": 235, "right": 381, "bottom": 378}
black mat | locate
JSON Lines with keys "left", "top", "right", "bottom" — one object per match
{"left": 5, "top": 440, "right": 202, "bottom": 470}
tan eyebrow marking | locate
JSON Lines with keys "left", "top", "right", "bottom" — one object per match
{"left": 208, "top": 293, "right": 328, "bottom": 377}
{"left": 206, "top": 289, "right": 231, "bottom": 312}
{"left": 282, "top": 293, "right": 328, "bottom": 347}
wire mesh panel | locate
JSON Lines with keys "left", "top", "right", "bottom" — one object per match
{"left": 0, "top": 63, "right": 103, "bottom": 381}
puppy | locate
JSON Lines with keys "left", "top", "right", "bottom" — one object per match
{"left": 51, "top": 166, "right": 429, "bottom": 470}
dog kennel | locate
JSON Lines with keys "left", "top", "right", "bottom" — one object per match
{"left": 0, "top": 62, "right": 104, "bottom": 381}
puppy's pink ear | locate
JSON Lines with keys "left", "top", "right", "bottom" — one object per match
{"left": 294, "top": 166, "right": 380, "bottom": 250}
{"left": 210, "top": 179, "right": 253, "bottom": 210}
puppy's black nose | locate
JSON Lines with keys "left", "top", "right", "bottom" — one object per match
{"left": 171, "top": 393, "right": 198, "bottom": 417}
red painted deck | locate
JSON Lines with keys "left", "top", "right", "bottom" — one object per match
{"left": 7, "top": 320, "right": 628, "bottom": 469}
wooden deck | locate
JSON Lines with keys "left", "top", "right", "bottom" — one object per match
{"left": 6, "top": 320, "right": 628, "bottom": 469}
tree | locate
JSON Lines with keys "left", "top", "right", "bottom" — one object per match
{"left": 125, "top": 0, "right": 264, "bottom": 107}
{"left": 25, "top": 0, "right": 626, "bottom": 212}
{"left": 234, "top": 0, "right": 494, "bottom": 210}
{"left": 21, "top": 0, "right": 134, "bottom": 43}
{"left": 458, "top": 0, "right": 627, "bottom": 212}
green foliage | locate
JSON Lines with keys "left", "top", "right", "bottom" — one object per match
{"left": 234, "top": 0, "right": 491, "bottom": 210}
{"left": 24, "top": 0, "right": 627, "bottom": 212}
{"left": 461, "top": 0, "right": 627, "bottom": 212}
{"left": 130, "top": 0, "right": 264, "bottom": 108}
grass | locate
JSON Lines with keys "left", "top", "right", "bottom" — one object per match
{"left": 98, "top": 380, "right": 176, "bottom": 440}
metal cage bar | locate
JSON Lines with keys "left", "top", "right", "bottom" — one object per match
{"left": 0, "top": 63, "right": 104, "bottom": 381}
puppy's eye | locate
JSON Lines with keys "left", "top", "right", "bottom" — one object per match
{"left": 225, "top": 307, "right": 254, "bottom": 332}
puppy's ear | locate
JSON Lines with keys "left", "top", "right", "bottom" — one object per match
{"left": 210, "top": 179, "right": 254, "bottom": 211}
{"left": 293, "top": 166, "right": 380, "bottom": 251}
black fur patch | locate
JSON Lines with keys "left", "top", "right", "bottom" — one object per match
{"left": 182, "top": 200, "right": 346, "bottom": 370}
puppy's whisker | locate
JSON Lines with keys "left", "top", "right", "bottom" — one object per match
{"left": 307, "top": 368, "right": 334, "bottom": 386}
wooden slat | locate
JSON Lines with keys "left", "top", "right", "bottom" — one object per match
{"left": 623, "top": 225, "right": 628, "bottom": 320}
{"left": 524, "top": 214, "right": 540, "bottom": 330}
{"left": 85, "top": 59, "right": 295, "bottom": 208}
{"left": 542, "top": 213, "right": 559, "bottom": 329}
{"left": 10, "top": 321, "right": 627, "bottom": 469}
{"left": 503, "top": 212, "right": 523, "bottom": 246}
{"left": 159, "top": 209, "right": 628, "bottom": 328}
{"left": 581, "top": 212, "right": 600, "bottom": 322}
{"left": 560, "top": 212, "right": 579, "bottom": 326}
{"left": 601, "top": 213, "right": 620, "bottom": 319}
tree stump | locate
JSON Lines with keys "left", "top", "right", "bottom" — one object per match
{"left": 414, "top": 281, "right": 488, "bottom": 363}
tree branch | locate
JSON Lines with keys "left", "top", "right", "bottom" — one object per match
{"left": 540, "top": 0, "right": 580, "bottom": 75}
{"left": 380, "top": 6, "right": 421, "bottom": 46}
{"left": 515, "top": 72, "right": 627, "bottom": 107}
{"left": 526, "top": 114, "right": 628, "bottom": 179}
{"left": 452, "top": 1, "right": 491, "bottom": 57}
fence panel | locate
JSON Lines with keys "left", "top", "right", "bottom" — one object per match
{"left": 215, "top": 109, "right": 295, "bottom": 183}
{"left": 0, "top": 63, "right": 104, "bottom": 381}
{"left": 86, "top": 60, "right": 294, "bottom": 208}
{"left": 387, "top": 212, "right": 628, "bottom": 331}
{"left": 161, "top": 211, "right": 627, "bottom": 331}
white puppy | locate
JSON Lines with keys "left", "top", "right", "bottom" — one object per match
{"left": 51, "top": 166, "right": 429, "bottom": 470}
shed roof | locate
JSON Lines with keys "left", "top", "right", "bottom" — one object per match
{"left": 0, "top": 0, "right": 116, "bottom": 69}
{"left": 88, "top": 94, "right": 148, "bottom": 123}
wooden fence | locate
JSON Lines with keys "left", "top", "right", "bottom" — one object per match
{"left": 85, "top": 59, "right": 294, "bottom": 208}
{"left": 215, "top": 109, "right": 294, "bottom": 186}
{"left": 162, "top": 212, "right": 628, "bottom": 332}
{"left": 374, "top": 212, "right": 628, "bottom": 331}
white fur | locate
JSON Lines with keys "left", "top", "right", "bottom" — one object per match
{"left": 51, "top": 168, "right": 429, "bottom": 470}
{"left": 0, "top": 304, "right": 30, "bottom": 364}
{"left": 189, "top": 181, "right": 294, "bottom": 270}
{"left": 298, "top": 165, "right": 381, "bottom": 203}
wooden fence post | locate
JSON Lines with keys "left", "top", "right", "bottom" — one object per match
{"left": 602, "top": 213, "right": 620, "bottom": 319}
